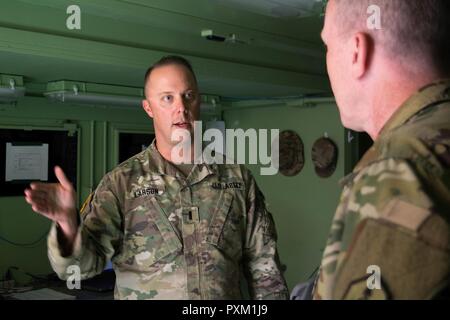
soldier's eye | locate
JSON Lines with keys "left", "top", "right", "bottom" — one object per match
{"left": 162, "top": 95, "right": 173, "bottom": 103}
{"left": 184, "top": 92, "right": 195, "bottom": 101}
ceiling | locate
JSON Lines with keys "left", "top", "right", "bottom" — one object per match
{"left": 212, "top": 0, "right": 324, "bottom": 18}
{"left": 0, "top": 0, "right": 330, "bottom": 99}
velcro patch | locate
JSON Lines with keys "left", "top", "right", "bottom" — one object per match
{"left": 380, "top": 199, "right": 431, "bottom": 231}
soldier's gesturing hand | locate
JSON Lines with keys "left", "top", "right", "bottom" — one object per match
{"left": 24, "top": 166, "right": 78, "bottom": 251}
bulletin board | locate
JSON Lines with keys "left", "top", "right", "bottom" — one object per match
{"left": 0, "top": 128, "right": 78, "bottom": 197}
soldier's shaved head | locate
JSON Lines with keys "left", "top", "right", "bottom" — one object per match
{"left": 144, "top": 55, "right": 198, "bottom": 98}
{"left": 330, "top": 0, "right": 450, "bottom": 75}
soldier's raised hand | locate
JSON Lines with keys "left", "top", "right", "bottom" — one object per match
{"left": 24, "top": 166, "right": 78, "bottom": 242}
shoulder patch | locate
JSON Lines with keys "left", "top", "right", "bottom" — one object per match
{"left": 80, "top": 192, "right": 94, "bottom": 216}
{"left": 380, "top": 199, "right": 431, "bottom": 231}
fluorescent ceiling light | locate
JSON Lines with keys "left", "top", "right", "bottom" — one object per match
{"left": 44, "top": 81, "right": 144, "bottom": 108}
{"left": 46, "top": 91, "right": 143, "bottom": 108}
{"left": 0, "top": 75, "right": 25, "bottom": 104}
{"left": 45, "top": 81, "right": 222, "bottom": 113}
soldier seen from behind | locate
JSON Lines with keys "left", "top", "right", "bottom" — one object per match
{"left": 313, "top": 0, "right": 450, "bottom": 299}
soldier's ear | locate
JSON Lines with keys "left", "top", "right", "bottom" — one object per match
{"left": 351, "top": 32, "right": 372, "bottom": 79}
{"left": 142, "top": 99, "right": 154, "bottom": 118}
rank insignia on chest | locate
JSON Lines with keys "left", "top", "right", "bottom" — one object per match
{"left": 211, "top": 181, "right": 243, "bottom": 190}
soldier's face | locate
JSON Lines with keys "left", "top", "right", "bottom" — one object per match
{"left": 142, "top": 64, "right": 200, "bottom": 148}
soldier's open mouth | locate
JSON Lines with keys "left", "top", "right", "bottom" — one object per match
{"left": 173, "top": 122, "right": 190, "bottom": 129}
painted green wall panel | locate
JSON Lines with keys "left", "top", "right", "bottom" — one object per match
{"left": 0, "top": 196, "right": 51, "bottom": 281}
{"left": 223, "top": 99, "right": 345, "bottom": 291}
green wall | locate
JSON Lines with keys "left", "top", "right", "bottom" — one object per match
{"left": 223, "top": 99, "right": 345, "bottom": 291}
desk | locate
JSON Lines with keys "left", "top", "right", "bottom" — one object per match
{"left": 0, "top": 275, "right": 114, "bottom": 300}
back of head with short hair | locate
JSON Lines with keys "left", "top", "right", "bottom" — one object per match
{"left": 332, "top": 0, "right": 450, "bottom": 75}
{"left": 143, "top": 55, "right": 198, "bottom": 97}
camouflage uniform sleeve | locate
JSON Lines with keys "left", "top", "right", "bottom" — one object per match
{"left": 330, "top": 158, "right": 450, "bottom": 300}
{"left": 47, "top": 173, "right": 123, "bottom": 280}
{"left": 242, "top": 171, "right": 289, "bottom": 300}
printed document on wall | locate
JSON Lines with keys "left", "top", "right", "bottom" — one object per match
{"left": 5, "top": 142, "right": 49, "bottom": 181}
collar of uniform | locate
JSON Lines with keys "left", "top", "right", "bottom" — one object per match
{"left": 187, "top": 162, "right": 218, "bottom": 185}
{"left": 146, "top": 139, "right": 219, "bottom": 180}
{"left": 339, "top": 79, "right": 450, "bottom": 188}
{"left": 339, "top": 145, "right": 378, "bottom": 187}
{"left": 184, "top": 149, "right": 219, "bottom": 184}
{"left": 379, "top": 79, "right": 450, "bottom": 137}
{"left": 146, "top": 139, "right": 178, "bottom": 177}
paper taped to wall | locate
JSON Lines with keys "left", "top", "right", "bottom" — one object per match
{"left": 5, "top": 143, "right": 49, "bottom": 181}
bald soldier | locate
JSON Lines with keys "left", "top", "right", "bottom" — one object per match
{"left": 314, "top": 0, "right": 450, "bottom": 299}
{"left": 24, "top": 56, "right": 289, "bottom": 300}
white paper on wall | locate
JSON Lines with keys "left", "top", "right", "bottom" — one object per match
{"left": 5, "top": 142, "right": 49, "bottom": 181}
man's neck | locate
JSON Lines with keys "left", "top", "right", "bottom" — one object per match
{"left": 367, "top": 73, "right": 439, "bottom": 140}
{"left": 155, "top": 140, "right": 195, "bottom": 164}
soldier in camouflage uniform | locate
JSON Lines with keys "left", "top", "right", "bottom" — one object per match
{"left": 25, "top": 56, "right": 289, "bottom": 299}
{"left": 314, "top": 0, "right": 450, "bottom": 299}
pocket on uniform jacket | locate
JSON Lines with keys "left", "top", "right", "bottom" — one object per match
{"left": 120, "top": 197, "right": 182, "bottom": 269}
{"left": 205, "top": 189, "right": 243, "bottom": 258}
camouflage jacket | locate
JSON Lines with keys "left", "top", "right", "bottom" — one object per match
{"left": 47, "top": 141, "right": 289, "bottom": 300}
{"left": 313, "top": 80, "right": 450, "bottom": 299}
